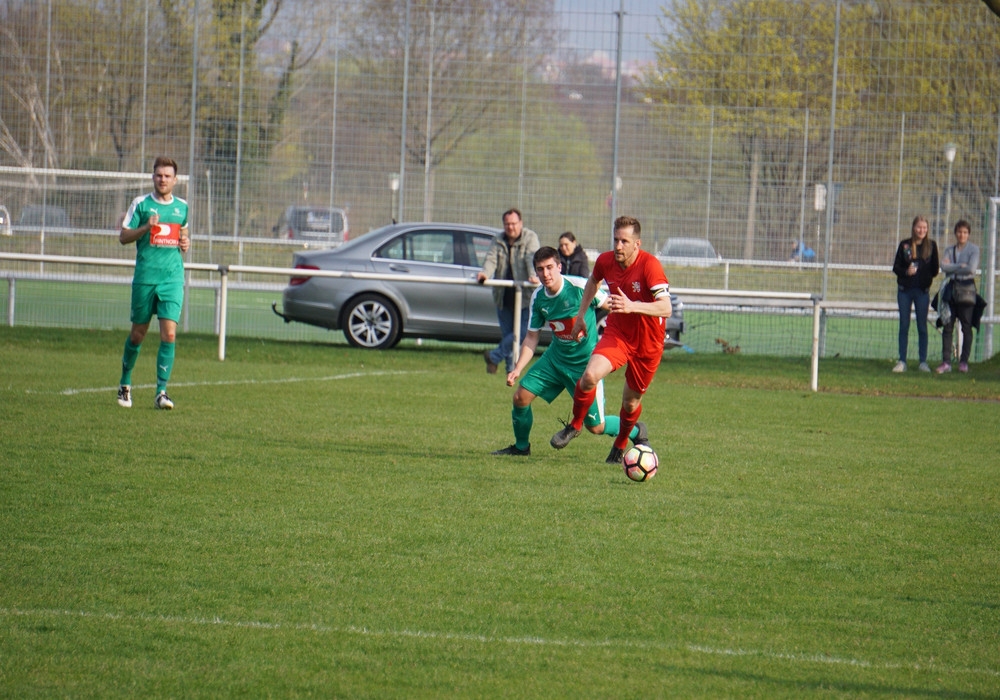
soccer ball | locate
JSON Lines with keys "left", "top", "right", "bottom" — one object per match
{"left": 623, "top": 444, "right": 658, "bottom": 482}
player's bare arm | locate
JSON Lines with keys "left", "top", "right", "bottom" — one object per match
{"left": 506, "top": 330, "right": 541, "bottom": 386}
{"left": 608, "top": 289, "right": 672, "bottom": 318}
{"left": 119, "top": 212, "right": 159, "bottom": 246}
{"left": 571, "top": 276, "right": 601, "bottom": 339}
{"left": 178, "top": 226, "right": 191, "bottom": 253}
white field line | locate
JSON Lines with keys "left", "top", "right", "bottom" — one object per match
{"left": 22, "top": 370, "right": 427, "bottom": 396}
{"left": 1, "top": 607, "right": 997, "bottom": 679}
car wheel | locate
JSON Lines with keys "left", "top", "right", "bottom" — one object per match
{"left": 342, "top": 294, "right": 401, "bottom": 349}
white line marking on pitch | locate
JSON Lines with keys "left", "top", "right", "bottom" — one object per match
{"left": 26, "top": 370, "right": 427, "bottom": 396}
{"left": 2, "top": 607, "right": 997, "bottom": 679}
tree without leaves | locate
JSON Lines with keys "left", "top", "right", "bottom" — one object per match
{"left": 346, "top": 0, "right": 556, "bottom": 216}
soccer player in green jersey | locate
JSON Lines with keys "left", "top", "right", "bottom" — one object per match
{"left": 491, "top": 246, "right": 648, "bottom": 456}
{"left": 116, "top": 156, "right": 190, "bottom": 410}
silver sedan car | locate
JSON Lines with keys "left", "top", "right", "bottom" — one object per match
{"left": 273, "top": 221, "right": 686, "bottom": 350}
{"left": 274, "top": 222, "right": 505, "bottom": 349}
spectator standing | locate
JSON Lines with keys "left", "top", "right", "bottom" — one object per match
{"left": 891, "top": 215, "right": 939, "bottom": 373}
{"left": 477, "top": 209, "right": 540, "bottom": 374}
{"left": 936, "top": 220, "right": 980, "bottom": 374}
{"left": 558, "top": 231, "right": 590, "bottom": 277}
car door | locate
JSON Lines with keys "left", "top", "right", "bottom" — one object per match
{"left": 459, "top": 230, "right": 504, "bottom": 340}
{"left": 370, "top": 228, "right": 467, "bottom": 336}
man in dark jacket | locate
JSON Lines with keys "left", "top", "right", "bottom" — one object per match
{"left": 477, "top": 209, "right": 540, "bottom": 374}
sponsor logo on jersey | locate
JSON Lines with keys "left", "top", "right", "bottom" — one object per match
{"left": 548, "top": 317, "right": 577, "bottom": 340}
{"left": 150, "top": 222, "right": 181, "bottom": 247}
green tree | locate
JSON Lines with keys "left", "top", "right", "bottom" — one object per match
{"left": 867, "top": 1, "right": 1000, "bottom": 225}
{"left": 642, "top": 0, "right": 871, "bottom": 258}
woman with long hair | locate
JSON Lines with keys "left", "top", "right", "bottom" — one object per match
{"left": 891, "top": 215, "right": 939, "bottom": 372}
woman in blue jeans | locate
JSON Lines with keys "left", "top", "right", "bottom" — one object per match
{"left": 891, "top": 215, "right": 939, "bottom": 372}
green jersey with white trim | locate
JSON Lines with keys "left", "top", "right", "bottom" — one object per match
{"left": 527, "top": 274, "right": 607, "bottom": 368}
{"left": 124, "top": 193, "right": 189, "bottom": 285}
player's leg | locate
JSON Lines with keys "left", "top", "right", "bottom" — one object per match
{"left": 153, "top": 281, "right": 184, "bottom": 409}
{"left": 496, "top": 356, "right": 558, "bottom": 456}
{"left": 612, "top": 353, "right": 661, "bottom": 452}
{"left": 119, "top": 284, "right": 156, "bottom": 407}
{"left": 551, "top": 353, "right": 612, "bottom": 448}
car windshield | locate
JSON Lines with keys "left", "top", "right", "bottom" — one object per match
{"left": 292, "top": 209, "right": 343, "bottom": 232}
{"left": 662, "top": 240, "right": 715, "bottom": 257}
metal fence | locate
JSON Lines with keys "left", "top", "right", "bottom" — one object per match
{"left": 2, "top": 0, "right": 999, "bottom": 303}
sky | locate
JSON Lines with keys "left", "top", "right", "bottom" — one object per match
{"left": 555, "top": 0, "right": 667, "bottom": 63}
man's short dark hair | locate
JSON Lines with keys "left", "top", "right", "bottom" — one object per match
{"left": 533, "top": 246, "right": 560, "bottom": 269}
{"left": 502, "top": 208, "right": 522, "bottom": 222}
{"left": 153, "top": 156, "right": 179, "bottom": 175}
{"left": 614, "top": 215, "right": 641, "bottom": 237}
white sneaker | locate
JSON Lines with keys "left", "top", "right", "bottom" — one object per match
{"left": 154, "top": 392, "right": 174, "bottom": 410}
{"left": 892, "top": 361, "right": 907, "bottom": 373}
{"left": 918, "top": 362, "right": 931, "bottom": 372}
{"left": 117, "top": 385, "right": 132, "bottom": 408}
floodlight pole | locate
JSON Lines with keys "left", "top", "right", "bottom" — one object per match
{"left": 609, "top": 0, "right": 625, "bottom": 247}
{"left": 943, "top": 142, "right": 957, "bottom": 247}
{"left": 820, "top": 0, "right": 842, "bottom": 357}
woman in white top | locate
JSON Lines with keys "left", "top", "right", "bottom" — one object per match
{"left": 937, "top": 219, "right": 980, "bottom": 374}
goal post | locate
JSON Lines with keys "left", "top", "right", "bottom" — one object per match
{"left": 0, "top": 166, "right": 189, "bottom": 234}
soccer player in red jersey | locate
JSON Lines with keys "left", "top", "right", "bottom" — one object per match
{"left": 549, "top": 216, "right": 672, "bottom": 464}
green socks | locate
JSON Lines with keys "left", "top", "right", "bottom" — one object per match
{"left": 120, "top": 338, "right": 141, "bottom": 386}
{"left": 156, "top": 341, "right": 175, "bottom": 393}
{"left": 512, "top": 404, "right": 532, "bottom": 451}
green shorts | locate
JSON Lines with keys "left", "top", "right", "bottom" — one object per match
{"left": 519, "top": 351, "right": 605, "bottom": 429}
{"left": 130, "top": 278, "right": 184, "bottom": 325}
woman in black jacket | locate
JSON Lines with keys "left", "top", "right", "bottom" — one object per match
{"left": 558, "top": 232, "right": 590, "bottom": 278}
{"left": 891, "top": 215, "right": 939, "bottom": 373}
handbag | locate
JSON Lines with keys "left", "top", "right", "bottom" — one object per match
{"left": 951, "top": 279, "right": 976, "bottom": 306}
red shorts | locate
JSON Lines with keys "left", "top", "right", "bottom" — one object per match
{"left": 592, "top": 331, "right": 662, "bottom": 394}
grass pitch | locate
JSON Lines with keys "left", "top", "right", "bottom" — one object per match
{"left": 1, "top": 327, "right": 998, "bottom": 697}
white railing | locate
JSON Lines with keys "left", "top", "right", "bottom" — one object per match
{"left": 2, "top": 251, "right": 997, "bottom": 392}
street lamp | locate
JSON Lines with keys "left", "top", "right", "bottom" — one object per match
{"left": 943, "top": 142, "right": 957, "bottom": 245}
{"left": 389, "top": 173, "right": 400, "bottom": 224}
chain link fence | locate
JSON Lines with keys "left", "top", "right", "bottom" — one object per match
{"left": 2, "top": 0, "right": 999, "bottom": 354}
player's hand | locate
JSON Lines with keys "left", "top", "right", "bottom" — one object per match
{"left": 609, "top": 290, "right": 631, "bottom": 313}
{"left": 179, "top": 235, "right": 190, "bottom": 253}
{"left": 506, "top": 369, "right": 519, "bottom": 387}
{"left": 148, "top": 212, "right": 159, "bottom": 230}
{"left": 571, "top": 316, "right": 587, "bottom": 341}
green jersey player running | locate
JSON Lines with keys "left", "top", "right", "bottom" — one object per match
{"left": 491, "top": 246, "right": 648, "bottom": 456}
{"left": 116, "top": 156, "right": 190, "bottom": 410}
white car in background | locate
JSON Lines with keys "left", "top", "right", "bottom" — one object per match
{"left": 656, "top": 237, "right": 722, "bottom": 267}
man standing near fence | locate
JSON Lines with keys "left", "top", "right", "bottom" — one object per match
{"left": 477, "top": 208, "right": 540, "bottom": 375}
{"left": 116, "top": 156, "right": 190, "bottom": 410}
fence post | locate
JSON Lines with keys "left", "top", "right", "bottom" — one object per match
{"left": 218, "top": 265, "right": 229, "bottom": 361}
{"left": 7, "top": 277, "right": 14, "bottom": 326}
{"left": 811, "top": 297, "right": 822, "bottom": 392}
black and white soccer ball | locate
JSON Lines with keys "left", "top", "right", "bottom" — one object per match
{"left": 623, "top": 444, "right": 658, "bottom": 482}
